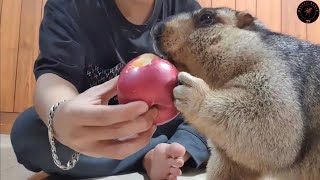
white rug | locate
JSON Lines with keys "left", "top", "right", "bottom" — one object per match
{"left": 0, "top": 135, "right": 206, "bottom": 180}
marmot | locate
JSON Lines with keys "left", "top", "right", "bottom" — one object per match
{"left": 151, "top": 7, "right": 320, "bottom": 180}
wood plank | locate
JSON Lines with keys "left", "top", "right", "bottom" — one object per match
{"left": 281, "top": 0, "right": 306, "bottom": 40}
{"left": 42, "top": 0, "right": 47, "bottom": 18}
{"left": 0, "top": 112, "right": 19, "bottom": 134}
{"left": 14, "top": 0, "right": 43, "bottom": 112}
{"left": 38, "top": 0, "right": 47, "bottom": 55}
{"left": 307, "top": 20, "right": 320, "bottom": 44}
{"left": 198, "top": 0, "right": 211, "bottom": 7}
{"left": 306, "top": 1, "right": 320, "bottom": 44}
{"left": 212, "top": 0, "right": 236, "bottom": 9}
{"left": 0, "top": 0, "right": 3, "bottom": 25}
{"left": 0, "top": 0, "right": 2, "bottom": 56}
{"left": 0, "top": 0, "right": 22, "bottom": 112}
{"left": 256, "top": 0, "right": 281, "bottom": 33}
{"left": 236, "top": 0, "right": 257, "bottom": 16}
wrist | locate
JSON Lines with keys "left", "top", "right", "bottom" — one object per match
{"left": 47, "top": 100, "right": 80, "bottom": 170}
{"left": 49, "top": 100, "right": 68, "bottom": 139}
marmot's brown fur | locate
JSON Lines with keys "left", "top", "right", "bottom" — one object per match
{"left": 152, "top": 7, "right": 320, "bottom": 180}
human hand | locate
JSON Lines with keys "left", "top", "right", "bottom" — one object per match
{"left": 52, "top": 76, "right": 158, "bottom": 159}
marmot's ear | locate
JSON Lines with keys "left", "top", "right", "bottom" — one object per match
{"left": 237, "top": 11, "right": 254, "bottom": 28}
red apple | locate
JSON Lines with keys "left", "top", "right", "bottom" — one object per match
{"left": 117, "top": 53, "right": 179, "bottom": 126}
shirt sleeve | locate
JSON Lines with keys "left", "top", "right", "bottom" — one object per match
{"left": 34, "top": 0, "right": 85, "bottom": 92}
{"left": 167, "top": 121, "right": 210, "bottom": 168}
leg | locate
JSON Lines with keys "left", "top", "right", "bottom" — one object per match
{"left": 206, "top": 141, "right": 261, "bottom": 180}
{"left": 10, "top": 107, "right": 168, "bottom": 178}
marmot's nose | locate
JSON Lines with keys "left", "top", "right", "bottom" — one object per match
{"left": 151, "top": 22, "right": 165, "bottom": 39}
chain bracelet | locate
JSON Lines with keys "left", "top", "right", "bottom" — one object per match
{"left": 48, "top": 100, "right": 80, "bottom": 170}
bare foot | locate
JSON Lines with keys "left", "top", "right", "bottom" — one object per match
{"left": 143, "top": 143, "right": 190, "bottom": 180}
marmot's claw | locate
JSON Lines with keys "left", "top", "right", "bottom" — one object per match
{"left": 173, "top": 73, "right": 209, "bottom": 115}
{"left": 178, "top": 72, "right": 197, "bottom": 87}
{"left": 173, "top": 85, "right": 190, "bottom": 100}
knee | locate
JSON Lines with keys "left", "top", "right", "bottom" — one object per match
{"left": 10, "top": 107, "right": 47, "bottom": 172}
{"left": 9, "top": 107, "right": 100, "bottom": 177}
{"left": 11, "top": 107, "right": 46, "bottom": 151}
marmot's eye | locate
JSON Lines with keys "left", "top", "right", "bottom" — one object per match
{"left": 199, "top": 12, "right": 214, "bottom": 27}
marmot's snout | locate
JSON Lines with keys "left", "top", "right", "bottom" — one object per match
{"left": 151, "top": 21, "right": 165, "bottom": 38}
{"left": 151, "top": 21, "right": 167, "bottom": 59}
{"left": 151, "top": 11, "right": 195, "bottom": 59}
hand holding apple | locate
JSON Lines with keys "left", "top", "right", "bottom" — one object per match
{"left": 117, "top": 53, "right": 179, "bottom": 126}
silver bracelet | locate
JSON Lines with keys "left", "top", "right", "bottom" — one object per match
{"left": 48, "top": 100, "right": 80, "bottom": 170}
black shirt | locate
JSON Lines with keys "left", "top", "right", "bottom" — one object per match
{"left": 34, "top": 0, "right": 201, "bottom": 94}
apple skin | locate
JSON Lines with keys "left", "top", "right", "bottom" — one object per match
{"left": 117, "top": 53, "right": 179, "bottom": 126}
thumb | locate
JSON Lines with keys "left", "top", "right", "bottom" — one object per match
{"left": 89, "top": 76, "right": 119, "bottom": 100}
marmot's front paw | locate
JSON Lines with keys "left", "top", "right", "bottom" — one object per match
{"left": 173, "top": 72, "right": 210, "bottom": 115}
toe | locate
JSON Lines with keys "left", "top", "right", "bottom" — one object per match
{"left": 168, "top": 174, "right": 178, "bottom": 180}
{"left": 170, "top": 167, "right": 182, "bottom": 176}
{"left": 178, "top": 72, "right": 194, "bottom": 86}
{"left": 166, "top": 143, "right": 186, "bottom": 158}
{"left": 169, "top": 158, "right": 184, "bottom": 167}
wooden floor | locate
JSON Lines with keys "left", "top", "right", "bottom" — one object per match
{"left": 0, "top": 112, "right": 19, "bottom": 134}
